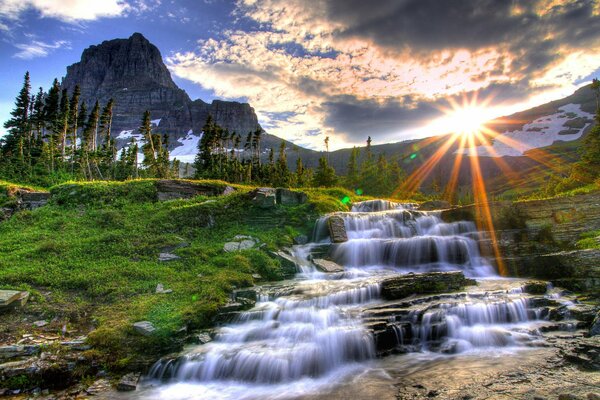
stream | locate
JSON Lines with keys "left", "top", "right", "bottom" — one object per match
{"left": 112, "top": 200, "right": 593, "bottom": 399}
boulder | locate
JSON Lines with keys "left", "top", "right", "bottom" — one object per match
{"left": 0, "top": 290, "right": 29, "bottom": 312}
{"left": 380, "top": 271, "right": 476, "bottom": 300}
{"left": 155, "top": 283, "right": 173, "bottom": 294}
{"left": 522, "top": 281, "right": 548, "bottom": 294}
{"left": 251, "top": 187, "right": 277, "bottom": 209}
{"left": 276, "top": 188, "right": 308, "bottom": 206}
{"left": 156, "top": 180, "right": 233, "bottom": 201}
{"left": 313, "top": 258, "right": 344, "bottom": 273}
{"left": 196, "top": 332, "right": 212, "bottom": 344}
{"left": 293, "top": 235, "right": 309, "bottom": 245}
{"left": 327, "top": 215, "right": 348, "bottom": 243}
{"left": 133, "top": 321, "right": 156, "bottom": 336}
{"left": 19, "top": 191, "right": 51, "bottom": 210}
{"left": 117, "top": 373, "right": 140, "bottom": 391}
{"left": 0, "top": 345, "right": 40, "bottom": 360}
{"left": 270, "top": 249, "right": 299, "bottom": 277}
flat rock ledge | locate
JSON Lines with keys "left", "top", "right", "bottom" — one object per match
{"left": 380, "top": 271, "right": 476, "bottom": 300}
{"left": 313, "top": 258, "right": 344, "bottom": 273}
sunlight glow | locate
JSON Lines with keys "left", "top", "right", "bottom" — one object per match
{"left": 428, "top": 95, "right": 497, "bottom": 136}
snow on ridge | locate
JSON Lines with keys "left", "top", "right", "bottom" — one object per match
{"left": 170, "top": 130, "right": 201, "bottom": 163}
{"left": 458, "top": 103, "right": 594, "bottom": 157}
{"left": 151, "top": 119, "right": 161, "bottom": 126}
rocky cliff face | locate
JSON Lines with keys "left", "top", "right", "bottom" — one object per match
{"left": 61, "top": 33, "right": 261, "bottom": 154}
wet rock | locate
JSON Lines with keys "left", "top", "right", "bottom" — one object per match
{"left": 251, "top": 187, "right": 277, "bottom": 209}
{"left": 0, "top": 345, "right": 40, "bottom": 360}
{"left": 276, "top": 188, "right": 308, "bottom": 206}
{"left": 313, "top": 258, "right": 344, "bottom": 273}
{"left": 158, "top": 252, "right": 180, "bottom": 262}
{"left": 270, "top": 249, "right": 299, "bottom": 277}
{"left": 523, "top": 281, "right": 548, "bottom": 294}
{"left": 196, "top": 332, "right": 212, "bottom": 344}
{"left": 590, "top": 312, "right": 600, "bottom": 337}
{"left": 381, "top": 271, "right": 476, "bottom": 300}
{"left": 293, "top": 235, "right": 308, "bottom": 245}
{"left": 85, "top": 378, "right": 111, "bottom": 395}
{"left": 419, "top": 200, "right": 451, "bottom": 211}
{"left": 328, "top": 215, "right": 348, "bottom": 243}
{"left": 133, "top": 321, "right": 156, "bottom": 336}
{"left": 117, "top": 373, "right": 140, "bottom": 391}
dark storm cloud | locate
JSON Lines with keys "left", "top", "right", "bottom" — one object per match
{"left": 323, "top": 0, "right": 600, "bottom": 79}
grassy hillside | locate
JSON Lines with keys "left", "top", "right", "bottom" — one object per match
{"left": 0, "top": 179, "right": 360, "bottom": 372}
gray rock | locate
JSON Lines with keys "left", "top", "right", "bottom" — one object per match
{"left": 270, "top": 249, "right": 299, "bottom": 277}
{"left": 588, "top": 312, "right": 600, "bottom": 337}
{"left": 223, "top": 186, "right": 236, "bottom": 195}
{"left": 19, "top": 191, "right": 51, "bottom": 210}
{"left": 252, "top": 273, "right": 262, "bottom": 280}
{"left": 117, "top": 373, "right": 140, "bottom": 391}
{"left": 158, "top": 252, "right": 180, "bottom": 262}
{"left": 133, "top": 321, "right": 156, "bottom": 336}
{"left": 276, "top": 188, "right": 308, "bottom": 206}
{"left": 328, "top": 215, "right": 348, "bottom": 243}
{"left": 33, "top": 320, "right": 48, "bottom": 327}
{"left": 380, "top": 271, "right": 476, "bottom": 300}
{"left": 313, "top": 259, "right": 344, "bottom": 273}
{"left": 293, "top": 235, "right": 309, "bottom": 245}
{"left": 86, "top": 379, "right": 111, "bottom": 395}
{"left": 224, "top": 237, "right": 258, "bottom": 252}
{"left": 0, "top": 290, "right": 29, "bottom": 311}
{"left": 196, "top": 332, "right": 212, "bottom": 344}
{"left": 251, "top": 188, "right": 277, "bottom": 209}
{"left": 0, "top": 345, "right": 40, "bottom": 360}
{"left": 156, "top": 180, "right": 232, "bottom": 201}
{"left": 155, "top": 284, "right": 173, "bottom": 294}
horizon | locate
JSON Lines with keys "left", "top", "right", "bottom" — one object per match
{"left": 1, "top": 0, "right": 600, "bottom": 151}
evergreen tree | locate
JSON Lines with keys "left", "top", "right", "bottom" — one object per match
{"left": 345, "top": 147, "right": 360, "bottom": 189}
{"left": 58, "top": 88, "right": 70, "bottom": 159}
{"left": 2, "top": 71, "right": 31, "bottom": 164}
{"left": 68, "top": 85, "right": 81, "bottom": 166}
{"left": 312, "top": 156, "right": 337, "bottom": 187}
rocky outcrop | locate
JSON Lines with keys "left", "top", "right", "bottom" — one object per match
{"left": 61, "top": 33, "right": 261, "bottom": 150}
{"left": 156, "top": 179, "right": 234, "bottom": 201}
{"left": 313, "top": 258, "right": 344, "bottom": 273}
{"left": 327, "top": 215, "right": 348, "bottom": 243}
{"left": 380, "top": 271, "right": 476, "bottom": 300}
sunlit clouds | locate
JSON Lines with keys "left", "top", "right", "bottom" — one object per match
{"left": 166, "top": 0, "right": 600, "bottom": 150}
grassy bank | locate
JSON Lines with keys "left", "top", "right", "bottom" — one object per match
{"left": 0, "top": 179, "right": 360, "bottom": 372}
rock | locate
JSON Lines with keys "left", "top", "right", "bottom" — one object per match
{"left": 293, "top": 235, "right": 308, "bottom": 245}
{"left": 19, "top": 191, "right": 51, "bottom": 210}
{"left": 590, "top": 312, "right": 600, "bottom": 337}
{"left": 0, "top": 290, "right": 29, "bottom": 312}
{"left": 380, "top": 271, "right": 476, "bottom": 300}
{"left": 224, "top": 236, "right": 259, "bottom": 252}
{"left": 85, "top": 379, "right": 111, "bottom": 395}
{"left": 223, "top": 186, "right": 236, "bottom": 195}
{"left": 117, "top": 373, "right": 140, "bottom": 391}
{"left": 419, "top": 200, "right": 451, "bottom": 211}
{"left": 252, "top": 273, "right": 262, "bottom": 280}
{"left": 270, "top": 249, "right": 299, "bottom": 277}
{"left": 276, "top": 188, "right": 308, "bottom": 206}
{"left": 559, "top": 395, "right": 581, "bottom": 400}
{"left": 0, "top": 345, "right": 40, "bottom": 360}
{"left": 155, "top": 284, "right": 173, "bottom": 294}
{"left": 313, "top": 258, "right": 344, "bottom": 273}
{"left": 158, "top": 252, "right": 180, "bottom": 262}
{"left": 251, "top": 187, "right": 277, "bottom": 209}
{"left": 62, "top": 33, "right": 262, "bottom": 155}
{"left": 33, "top": 320, "right": 48, "bottom": 327}
{"left": 133, "top": 321, "right": 156, "bottom": 336}
{"left": 522, "top": 281, "right": 548, "bottom": 294}
{"left": 196, "top": 332, "right": 212, "bottom": 344}
{"left": 327, "top": 215, "right": 348, "bottom": 243}
{"left": 156, "top": 180, "right": 233, "bottom": 201}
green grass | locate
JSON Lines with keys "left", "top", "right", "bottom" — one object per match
{"left": 0, "top": 179, "right": 366, "bottom": 370}
{"left": 577, "top": 230, "right": 600, "bottom": 250}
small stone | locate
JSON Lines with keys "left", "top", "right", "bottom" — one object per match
{"left": 197, "top": 332, "right": 212, "bottom": 344}
{"left": 117, "top": 373, "right": 140, "bottom": 391}
{"left": 33, "top": 320, "right": 48, "bottom": 327}
{"left": 133, "top": 321, "right": 156, "bottom": 336}
{"left": 158, "top": 252, "right": 180, "bottom": 262}
{"left": 155, "top": 284, "right": 173, "bottom": 294}
{"left": 86, "top": 378, "right": 111, "bottom": 395}
{"left": 223, "top": 186, "right": 235, "bottom": 195}
{"left": 559, "top": 394, "right": 581, "bottom": 400}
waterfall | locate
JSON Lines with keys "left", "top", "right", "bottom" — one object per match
{"left": 147, "top": 199, "right": 559, "bottom": 399}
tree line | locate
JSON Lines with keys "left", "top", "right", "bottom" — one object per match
{"left": 0, "top": 72, "right": 178, "bottom": 185}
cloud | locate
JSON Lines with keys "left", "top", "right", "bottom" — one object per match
{"left": 0, "top": 0, "right": 130, "bottom": 22}
{"left": 167, "top": 0, "right": 600, "bottom": 149}
{"left": 13, "top": 39, "right": 70, "bottom": 59}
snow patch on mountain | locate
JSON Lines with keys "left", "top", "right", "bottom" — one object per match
{"left": 170, "top": 130, "right": 201, "bottom": 163}
{"left": 459, "top": 103, "right": 594, "bottom": 157}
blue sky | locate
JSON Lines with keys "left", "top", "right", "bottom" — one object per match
{"left": 1, "top": 0, "right": 600, "bottom": 150}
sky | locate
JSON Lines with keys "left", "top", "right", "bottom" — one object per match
{"left": 1, "top": 0, "right": 600, "bottom": 151}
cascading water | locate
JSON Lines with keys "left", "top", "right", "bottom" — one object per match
{"left": 143, "top": 200, "right": 566, "bottom": 400}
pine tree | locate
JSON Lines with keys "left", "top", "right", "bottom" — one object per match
{"left": 68, "top": 85, "right": 81, "bottom": 166}
{"left": 346, "top": 147, "right": 360, "bottom": 189}
{"left": 2, "top": 71, "right": 31, "bottom": 165}
{"left": 312, "top": 156, "right": 337, "bottom": 187}
{"left": 59, "top": 88, "right": 70, "bottom": 159}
